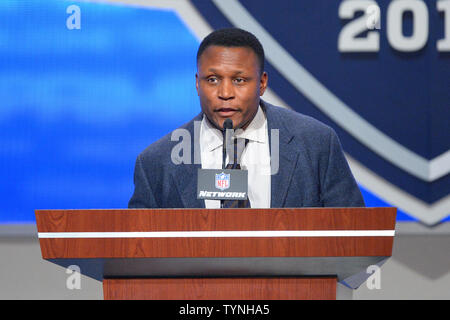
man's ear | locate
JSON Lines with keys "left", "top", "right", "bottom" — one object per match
{"left": 259, "top": 71, "right": 268, "bottom": 96}
{"left": 195, "top": 73, "right": 199, "bottom": 95}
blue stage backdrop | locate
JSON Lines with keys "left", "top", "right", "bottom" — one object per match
{"left": 0, "top": 0, "right": 448, "bottom": 224}
{"left": 0, "top": 0, "right": 200, "bottom": 223}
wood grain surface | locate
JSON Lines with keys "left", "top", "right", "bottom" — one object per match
{"left": 38, "top": 236, "right": 393, "bottom": 258}
{"left": 103, "top": 277, "right": 337, "bottom": 300}
{"left": 36, "top": 208, "right": 395, "bottom": 259}
{"left": 36, "top": 208, "right": 396, "bottom": 232}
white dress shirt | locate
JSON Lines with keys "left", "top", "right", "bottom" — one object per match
{"left": 199, "top": 105, "right": 271, "bottom": 208}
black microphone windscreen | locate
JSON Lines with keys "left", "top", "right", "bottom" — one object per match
{"left": 223, "top": 118, "right": 233, "bottom": 130}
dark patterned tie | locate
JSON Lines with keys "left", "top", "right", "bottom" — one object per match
{"left": 221, "top": 138, "right": 250, "bottom": 208}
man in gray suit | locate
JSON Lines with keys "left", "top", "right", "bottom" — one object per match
{"left": 129, "top": 28, "right": 364, "bottom": 209}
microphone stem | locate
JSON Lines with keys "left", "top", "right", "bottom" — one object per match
{"left": 222, "top": 131, "right": 226, "bottom": 170}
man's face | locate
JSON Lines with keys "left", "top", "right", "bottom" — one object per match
{"left": 196, "top": 45, "right": 268, "bottom": 130}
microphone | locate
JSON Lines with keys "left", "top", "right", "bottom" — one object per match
{"left": 222, "top": 119, "right": 233, "bottom": 170}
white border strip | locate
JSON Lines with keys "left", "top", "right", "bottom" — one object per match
{"left": 347, "top": 154, "right": 450, "bottom": 225}
{"left": 38, "top": 230, "right": 395, "bottom": 239}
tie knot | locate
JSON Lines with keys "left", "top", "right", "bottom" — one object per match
{"left": 226, "top": 138, "right": 248, "bottom": 169}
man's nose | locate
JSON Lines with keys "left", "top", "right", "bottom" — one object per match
{"left": 218, "top": 79, "right": 234, "bottom": 100}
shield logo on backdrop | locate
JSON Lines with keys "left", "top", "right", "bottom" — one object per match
{"left": 188, "top": 0, "right": 449, "bottom": 224}
{"left": 215, "top": 172, "right": 230, "bottom": 191}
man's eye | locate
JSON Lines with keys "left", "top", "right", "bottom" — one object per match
{"left": 234, "top": 78, "right": 245, "bottom": 84}
{"left": 207, "top": 77, "right": 218, "bottom": 83}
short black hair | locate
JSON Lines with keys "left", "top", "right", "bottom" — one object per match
{"left": 196, "top": 28, "right": 265, "bottom": 74}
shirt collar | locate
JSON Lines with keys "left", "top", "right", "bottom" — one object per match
{"left": 200, "top": 104, "right": 267, "bottom": 152}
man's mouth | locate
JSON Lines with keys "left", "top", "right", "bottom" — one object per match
{"left": 215, "top": 108, "right": 238, "bottom": 117}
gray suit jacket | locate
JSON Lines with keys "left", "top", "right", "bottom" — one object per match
{"left": 128, "top": 101, "right": 365, "bottom": 208}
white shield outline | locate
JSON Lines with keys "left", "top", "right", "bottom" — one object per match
{"left": 215, "top": 172, "right": 230, "bottom": 191}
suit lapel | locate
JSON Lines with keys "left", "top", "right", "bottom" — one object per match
{"left": 173, "top": 163, "right": 204, "bottom": 208}
{"left": 171, "top": 113, "right": 205, "bottom": 208}
{"left": 264, "top": 101, "right": 299, "bottom": 208}
{"left": 170, "top": 103, "right": 299, "bottom": 209}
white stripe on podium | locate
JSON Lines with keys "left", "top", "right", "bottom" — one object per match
{"left": 38, "top": 230, "right": 395, "bottom": 239}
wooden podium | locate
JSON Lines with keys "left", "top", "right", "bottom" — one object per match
{"left": 35, "top": 208, "right": 396, "bottom": 300}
